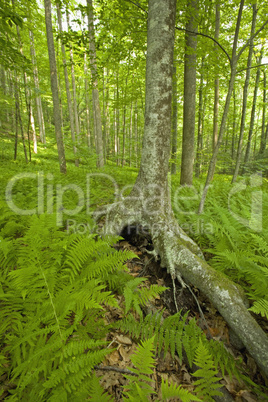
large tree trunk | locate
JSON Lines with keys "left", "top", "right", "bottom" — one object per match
{"left": 180, "top": 0, "right": 198, "bottom": 186}
{"left": 98, "top": 0, "right": 268, "bottom": 379}
{"left": 44, "top": 0, "right": 66, "bottom": 174}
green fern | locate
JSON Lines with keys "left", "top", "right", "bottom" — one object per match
{"left": 123, "top": 277, "right": 167, "bottom": 316}
{"left": 117, "top": 310, "right": 244, "bottom": 381}
{"left": 0, "top": 214, "right": 135, "bottom": 400}
{"left": 123, "top": 337, "right": 156, "bottom": 401}
{"left": 161, "top": 379, "right": 201, "bottom": 401}
{"left": 123, "top": 336, "right": 201, "bottom": 402}
{"left": 249, "top": 299, "right": 268, "bottom": 320}
{"left": 193, "top": 341, "right": 223, "bottom": 401}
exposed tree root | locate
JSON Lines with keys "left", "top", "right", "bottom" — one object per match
{"left": 97, "top": 199, "right": 268, "bottom": 379}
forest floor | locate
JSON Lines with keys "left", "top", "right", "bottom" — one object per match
{"left": 96, "top": 227, "right": 268, "bottom": 401}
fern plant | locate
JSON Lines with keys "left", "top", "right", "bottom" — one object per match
{"left": 0, "top": 214, "right": 136, "bottom": 401}
{"left": 123, "top": 277, "right": 167, "bottom": 317}
{"left": 193, "top": 341, "right": 223, "bottom": 401}
{"left": 123, "top": 336, "right": 200, "bottom": 402}
{"left": 117, "top": 309, "right": 242, "bottom": 382}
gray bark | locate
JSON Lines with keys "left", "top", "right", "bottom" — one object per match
{"left": 243, "top": 57, "right": 262, "bottom": 168}
{"left": 259, "top": 71, "right": 267, "bottom": 154}
{"left": 171, "top": 64, "right": 178, "bottom": 175}
{"left": 87, "top": 0, "right": 104, "bottom": 168}
{"left": 44, "top": 0, "right": 66, "bottom": 174}
{"left": 29, "top": 31, "right": 46, "bottom": 144}
{"left": 195, "top": 57, "right": 204, "bottom": 178}
{"left": 66, "top": 10, "right": 80, "bottom": 145}
{"left": 84, "top": 53, "right": 92, "bottom": 148}
{"left": 232, "top": 4, "right": 257, "bottom": 183}
{"left": 180, "top": 0, "right": 198, "bottom": 186}
{"left": 213, "top": 2, "right": 220, "bottom": 151}
{"left": 56, "top": 3, "right": 78, "bottom": 167}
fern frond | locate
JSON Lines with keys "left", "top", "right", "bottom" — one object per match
{"left": 123, "top": 337, "right": 156, "bottom": 401}
{"left": 88, "top": 372, "right": 113, "bottom": 402}
{"left": 249, "top": 299, "right": 268, "bottom": 319}
{"left": 193, "top": 341, "right": 223, "bottom": 401}
{"left": 161, "top": 379, "right": 201, "bottom": 401}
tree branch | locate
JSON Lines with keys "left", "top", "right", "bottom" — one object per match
{"left": 237, "top": 18, "right": 268, "bottom": 59}
{"left": 175, "top": 26, "right": 232, "bottom": 65}
{"left": 236, "top": 63, "right": 268, "bottom": 74}
{"left": 124, "top": 0, "right": 148, "bottom": 14}
{"left": 94, "top": 365, "right": 138, "bottom": 376}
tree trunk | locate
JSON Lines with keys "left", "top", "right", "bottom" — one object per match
{"left": 180, "top": 0, "right": 198, "bottom": 186}
{"left": 66, "top": 9, "right": 80, "bottom": 145}
{"left": 195, "top": 57, "right": 204, "bottom": 178}
{"left": 29, "top": 30, "right": 46, "bottom": 144}
{"left": 56, "top": 2, "right": 78, "bottom": 167}
{"left": 14, "top": 74, "right": 28, "bottom": 163}
{"left": 232, "top": 4, "right": 257, "bottom": 183}
{"left": 243, "top": 57, "right": 262, "bottom": 169}
{"left": 129, "top": 98, "right": 133, "bottom": 167}
{"left": 84, "top": 53, "right": 92, "bottom": 148}
{"left": 198, "top": 0, "right": 244, "bottom": 214}
{"left": 213, "top": 2, "right": 220, "bottom": 151}
{"left": 259, "top": 71, "right": 267, "bottom": 154}
{"left": 97, "top": 0, "right": 268, "bottom": 379}
{"left": 171, "top": 64, "right": 178, "bottom": 175}
{"left": 87, "top": 0, "right": 104, "bottom": 168}
{"left": 44, "top": 0, "right": 66, "bottom": 174}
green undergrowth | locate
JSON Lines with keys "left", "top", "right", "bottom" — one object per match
{"left": 172, "top": 174, "right": 268, "bottom": 321}
{"left": 1, "top": 213, "right": 265, "bottom": 400}
{"left": 0, "top": 136, "right": 267, "bottom": 399}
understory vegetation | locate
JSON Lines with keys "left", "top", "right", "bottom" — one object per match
{"left": 0, "top": 136, "right": 268, "bottom": 400}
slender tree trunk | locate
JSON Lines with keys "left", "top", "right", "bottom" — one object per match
{"left": 195, "top": 58, "right": 204, "bottom": 178}
{"left": 102, "top": 69, "right": 107, "bottom": 161}
{"left": 171, "top": 64, "right": 178, "bottom": 174}
{"left": 29, "top": 30, "right": 46, "bottom": 144}
{"left": 84, "top": 53, "right": 92, "bottom": 148}
{"left": 66, "top": 9, "right": 80, "bottom": 145}
{"left": 198, "top": 0, "right": 244, "bottom": 214}
{"left": 134, "top": 101, "right": 138, "bottom": 167}
{"left": 116, "top": 74, "right": 120, "bottom": 166}
{"left": 180, "top": 0, "right": 198, "bottom": 185}
{"left": 243, "top": 57, "right": 262, "bottom": 169}
{"left": 212, "top": 2, "right": 220, "bottom": 150}
{"left": 232, "top": 4, "right": 257, "bottom": 183}
{"left": 231, "top": 90, "right": 237, "bottom": 160}
{"left": 259, "top": 71, "right": 267, "bottom": 154}
{"left": 44, "top": 0, "right": 66, "bottom": 174}
{"left": 30, "top": 101, "right": 38, "bottom": 154}
{"left": 14, "top": 75, "right": 28, "bottom": 162}
{"left": 56, "top": 2, "right": 78, "bottom": 166}
{"left": 87, "top": 0, "right": 104, "bottom": 168}
{"left": 129, "top": 98, "right": 133, "bottom": 166}
{"left": 14, "top": 89, "right": 18, "bottom": 160}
